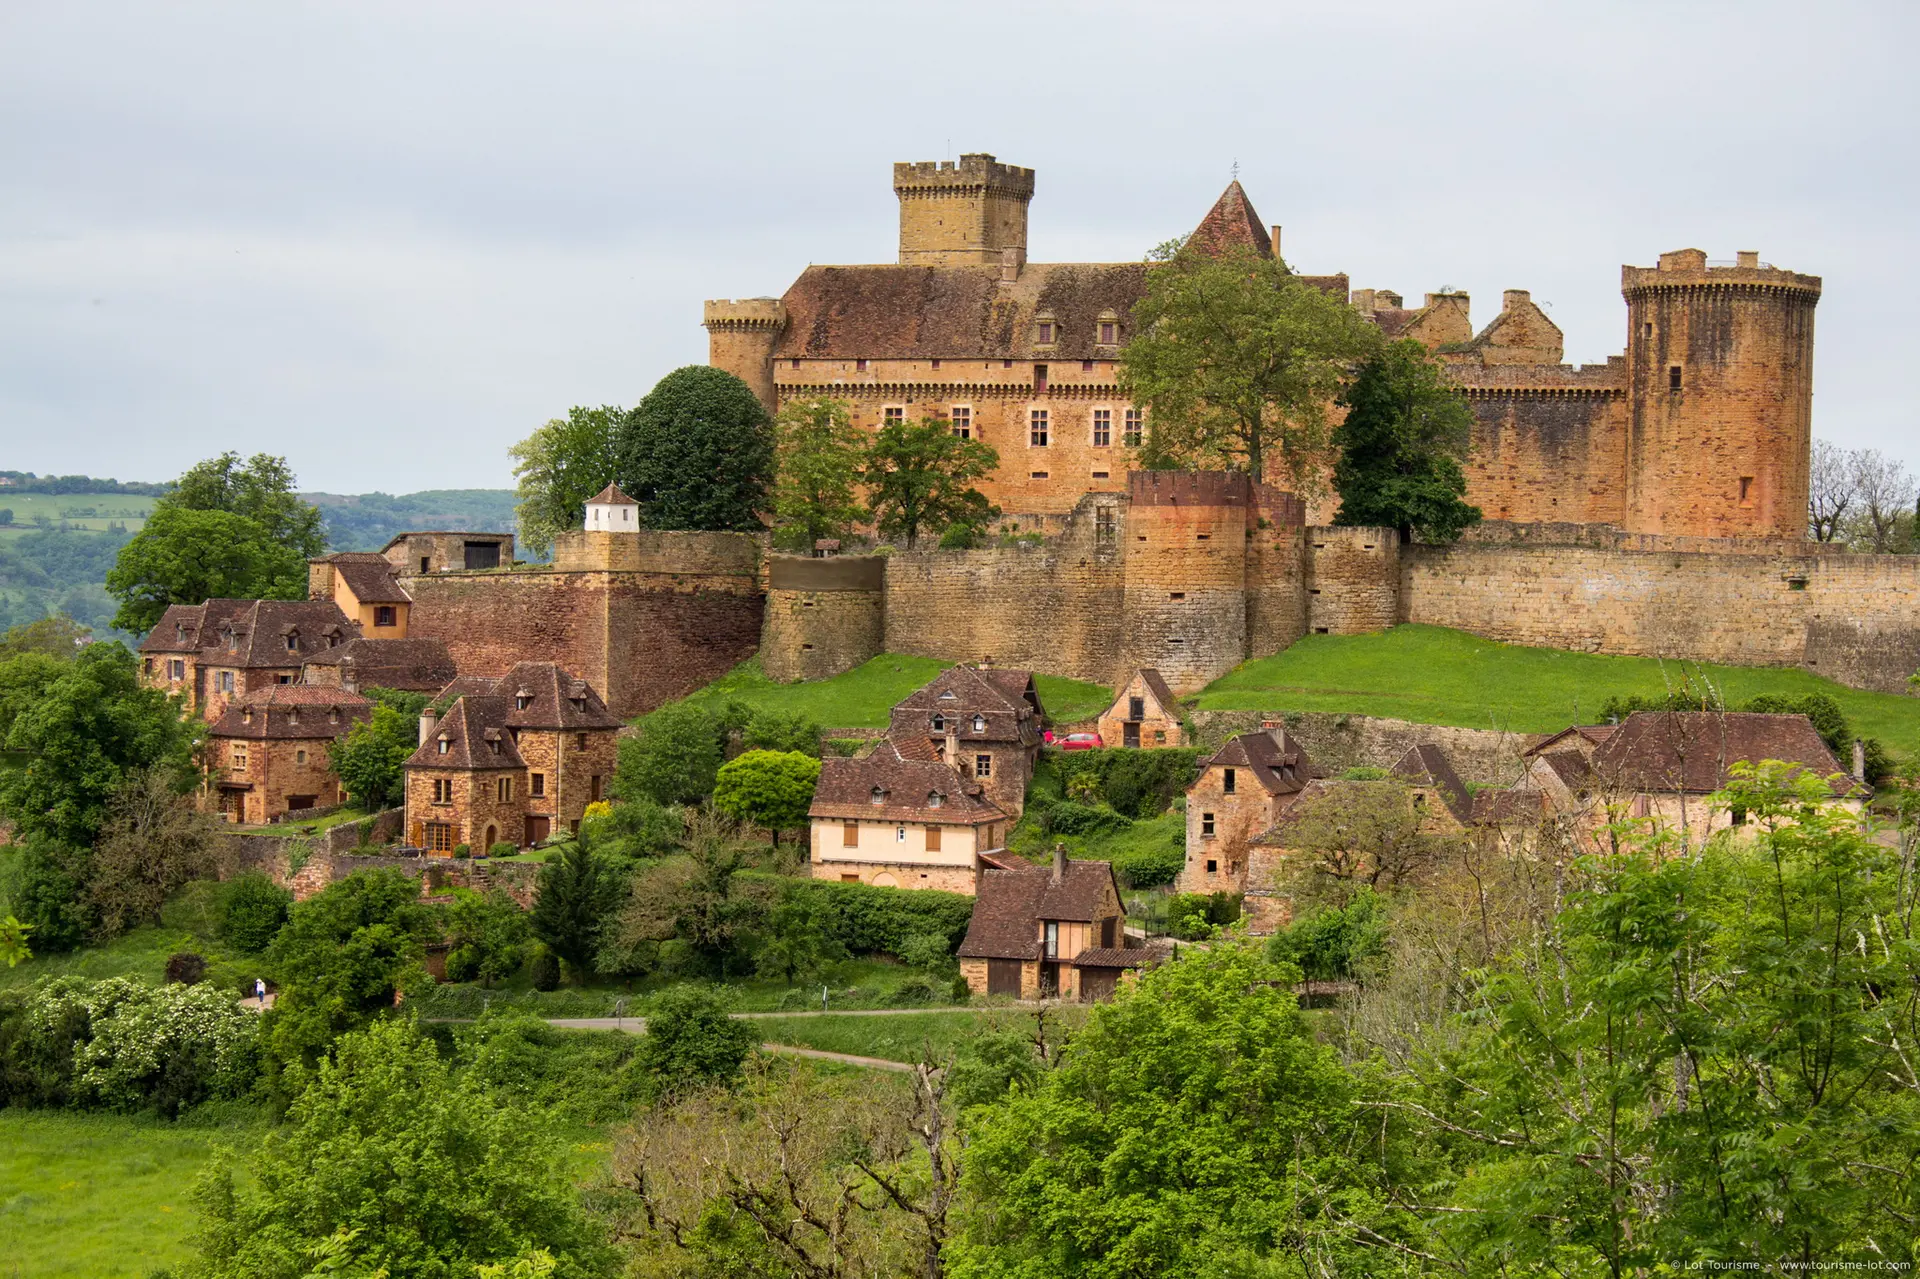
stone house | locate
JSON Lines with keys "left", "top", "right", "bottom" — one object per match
{"left": 299, "top": 637, "right": 458, "bottom": 695}
{"left": 1179, "top": 728, "right": 1320, "bottom": 896}
{"left": 381, "top": 530, "right": 515, "bottom": 575}
{"left": 958, "top": 847, "right": 1145, "bottom": 1000}
{"left": 888, "top": 664, "right": 1045, "bottom": 816}
{"left": 139, "top": 598, "right": 359, "bottom": 722}
{"left": 308, "top": 552, "right": 414, "bottom": 637}
{"left": 807, "top": 740, "right": 1010, "bottom": 893}
{"left": 402, "top": 662, "right": 621, "bottom": 854}
{"left": 1094, "top": 668, "right": 1184, "bottom": 749}
{"left": 206, "top": 686, "right": 371, "bottom": 826}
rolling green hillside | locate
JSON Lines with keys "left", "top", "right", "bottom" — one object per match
{"left": 677, "top": 656, "right": 1113, "bottom": 729}
{"left": 1194, "top": 624, "right": 1920, "bottom": 754}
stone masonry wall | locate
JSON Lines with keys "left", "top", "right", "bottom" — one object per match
{"left": 1189, "top": 711, "right": 1533, "bottom": 787}
{"left": 1306, "top": 527, "right": 1400, "bottom": 635}
{"left": 762, "top": 556, "right": 887, "bottom": 682}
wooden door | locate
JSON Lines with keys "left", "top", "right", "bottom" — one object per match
{"left": 987, "top": 959, "right": 1022, "bottom": 996}
{"left": 1123, "top": 722, "right": 1140, "bottom": 748}
{"left": 1080, "top": 969, "right": 1118, "bottom": 1003}
{"left": 525, "top": 815, "right": 551, "bottom": 845}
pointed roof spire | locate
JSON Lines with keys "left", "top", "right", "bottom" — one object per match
{"left": 587, "top": 482, "right": 636, "bottom": 506}
{"left": 1187, "top": 180, "right": 1273, "bottom": 259}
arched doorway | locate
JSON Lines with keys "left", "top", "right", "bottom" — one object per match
{"left": 872, "top": 872, "right": 899, "bottom": 888}
{"left": 484, "top": 824, "right": 497, "bottom": 852}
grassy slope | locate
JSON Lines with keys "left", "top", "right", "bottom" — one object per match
{"left": 0, "top": 1109, "right": 263, "bottom": 1278}
{"left": 677, "top": 655, "right": 1112, "bottom": 729}
{"left": 0, "top": 879, "right": 254, "bottom": 996}
{"left": 0, "top": 491, "right": 154, "bottom": 538}
{"left": 1196, "top": 624, "right": 1920, "bottom": 754}
{"left": 752, "top": 1007, "right": 1087, "bottom": 1063}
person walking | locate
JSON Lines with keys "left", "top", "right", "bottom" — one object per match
{"left": 254, "top": 977, "right": 267, "bottom": 1007}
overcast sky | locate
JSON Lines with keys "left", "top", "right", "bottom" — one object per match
{"left": 3, "top": 1, "right": 1914, "bottom": 494}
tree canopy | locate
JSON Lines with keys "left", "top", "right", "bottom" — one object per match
{"left": 329, "top": 689, "right": 428, "bottom": 811}
{"left": 511, "top": 406, "right": 622, "bottom": 557}
{"left": 1120, "top": 241, "right": 1381, "bottom": 490}
{"left": 616, "top": 366, "right": 772, "bottom": 531}
{"left": 104, "top": 506, "right": 309, "bottom": 633}
{"left": 861, "top": 419, "right": 1000, "bottom": 548}
{"left": 711, "top": 749, "right": 821, "bottom": 843}
{"left": 771, "top": 396, "right": 868, "bottom": 551}
{"left": 1331, "top": 338, "right": 1481, "bottom": 542}
{"left": 164, "top": 451, "right": 327, "bottom": 559}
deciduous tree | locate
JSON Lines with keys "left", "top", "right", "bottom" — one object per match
{"left": 86, "top": 765, "right": 217, "bottom": 939}
{"left": 162, "top": 451, "right": 326, "bottom": 558}
{"left": 616, "top": 366, "right": 773, "bottom": 532}
{"left": 772, "top": 396, "right": 868, "bottom": 551}
{"left": 1331, "top": 338, "right": 1481, "bottom": 542}
{"left": 1807, "top": 437, "right": 1858, "bottom": 542}
{"left": 329, "top": 689, "right": 427, "bottom": 811}
{"left": 0, "top": 613, "right": 90, "bottom": 660}
{"left": 861, "top": 420, "right": 1000, "bottom": 549}
{"left": 1119, "top": 240, "right": 1381, "bottom": 489}
{"left": 104, "top": 506, "right": 308, "bottom": 633}
{"left": 711, "top": 749, "right": 821, "bottom": 845}
{"left": 510, "top": 406, "right": 623, "bottom": 557}
{"left": 613, "top": 701, "right": 723, "bottom": 806}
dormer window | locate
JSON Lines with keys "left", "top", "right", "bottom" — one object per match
{"left": 931, "top": 714, "right": 945, "bottom": 732}
{"left": 516, "top": 695, "right": 531, "bottom": 711}
{"left": 488, "top": 739, "right": 501, "bottom": 756}
{"left": 288, "top": 707, "right": 300, "bottom": 725}
{"left": 928, "top": 791, "right": 943, "bottom": 808}
{"left": 241, "top": 707, "right": 253, "bottom": 724}
{"left": 223, "top": 629, "right": 236, "bottom": 651}
{"left": 870, "top": 786, "right": 886, "bottom": 806}
{"left": 175, "top": 624, "right": 187, "bottom": 643}
{"left": 328, "top": 708, "right": 340, "bottom": 725}
{"left": 285, "top": 634, "right": 299, "bottom": 652}
{"left": 436, "top": 736, "right": 450, "bottom": 755}
{"left": 971, "top": 714, "right": 986, "bottom": 733}
{"left": 1034, "top": 313, "right": 1058, "bottom": 347}
{"left": 569, "top": 696, "right": 585, "bottom": 712}
{"left": 938, "top": 690, "right": 956, "bottom": 701}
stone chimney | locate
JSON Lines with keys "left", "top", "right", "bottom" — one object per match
{"left": 419, "top": 705, "right": 439, "bottom": 747}
{"left": 1052, "top": 841, "right": 1067, "bottom": 884}
{"left": 945, "top": 727, "right": 960, "bottom": 768}
{"left": 1737, "top": 250, "right": 1760, "bottom": 269}
{"left": 1270, "top": 226, "right": 1283, "bottom": 260}
{"left": 979, "top": 654, "right": 994, "bottom": 670}
{"left": 1853, "top": 738, "right": 1866, "bottom": 784}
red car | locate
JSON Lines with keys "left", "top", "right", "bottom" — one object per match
{"left": 1057, "top": 733, "right": 1103, "bottom": 751}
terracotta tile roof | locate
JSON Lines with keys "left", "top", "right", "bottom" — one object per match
{"left": 890, "top": 666, "right": 1043, "bottom": 748}
{"left": 404, "top": 696, "right": 525, "bottom": 771}
{"left": 140, "top": 599, "right": 359, "bottom": 666}
{"left": 423, "top": 664, "right": 622, "bottom": 731}
{"left": 210, "top": 687, "right": 371, "bottom": 741}
{"left": 300, "top": 638, "right": 457, "bottom": 692}
{"left": 1539, "top": 750, "right": 1595, "bottom": 788}
{"left": 1525, "top": 725, "right": 1617, "bottom": 757}
{"left": 809, "top": 741, "right": 1006, "bottom": 824}
{"left": 316, "top": 552, "right": 412, "bottom": 605}
{"left": 1590, "top": 712, "right": 1854, "bottom": 797}
{"left": 957, "top": 859, "right": 1120, "bottom": 960}
{"left": 1200, "top": 728, "right": 1319, "bottom": 796}
{"left": 587, "top": 482, "right": 636, "bottom": 505}
{"left": 1187, "top": 181, "right": 1272, "bottom": 259}
{"left": 1391, "top": 744, "right": 1472, "bottom": 822}
{"left": 773, "top": 262, "right": 1149, "bottom": 362}
{"left": 1071, "top": 943, "right": 1172, "bottom": 970}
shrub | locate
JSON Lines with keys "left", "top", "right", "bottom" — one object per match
{"left": 950, "top": 973, "right": 973, "bottom": 1003}
{"left": 453, "top": 844, "right": 471, "bottom": 860}
{"left": 217, "top": 872, "right": 293, "bottom": 953}
{"left": 444, "top": 946, "right": 479, "bottom": 983}
{"left": 1340, "top": 765, "right": 1389, "bottom": 781}
{"left": 530, "top": 947, "right": 561, "bottom": 992}
{"left": 636, "top": 986, "right": 754, "bottom": 1097}
{"left": 454, "top": 1010, "right": 648, "bottom": 1125}
{"left": 165, "top": 952, "right": 207, "bottom": 985}
{"left": 488, "top": 841, "right": 517, "bottom": 859}
{"left": 1267, "top": 887, "right": 1390, "bottom": 982}
{"left": 742, "top": 709, "right": 822, "bottom": 756}
{"left": 887, "top": 976, "right": 942, "bottom": 1006}
{"left": 1043, "top": 801, "right": 1130, "bottom": 838}
{"left": 760, "top": 875, "right": 976, "bottom": 956}
{"left": 615, "top": 702, "right": 724, "bottom": 806}
{"left": 1052, "top": 748, "right": 1204, "bottom": 819}
{"left": 1167, "top": 891, "right": 1241, "bottom": 941}
{"left": 939, "top": 521, "right": 988, "bottom": 549}
{"left": 1110, "top": 842, "right": 1185, "bottom": 889}
{"left": 896, "top": 931, "right": 956, "bottom": 973}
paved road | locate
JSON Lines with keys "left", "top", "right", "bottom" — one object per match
{"left": 543, "top": 1005, "right": 1020, "bottom": 1034}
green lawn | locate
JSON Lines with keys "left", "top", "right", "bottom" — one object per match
{"left": 676, "top": 654, "right": 1112, "bottom": 729}
{"left": 0, "top": 1108, "right": 263, "bottom": 1278}
{"left": 752, "top": 1007, "right": 1085, "bottom": 1063}
{"left": 1195, "top": 624, "right": 1920, "bottom": 754}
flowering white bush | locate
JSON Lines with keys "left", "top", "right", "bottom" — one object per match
{"left": 23, "top": 976, "right": 260, "bottom": 1113}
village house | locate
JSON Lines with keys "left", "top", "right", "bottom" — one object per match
{"left": 888, "top": 664, "right": 1045, "bottom": 816}
{"left": 299, "top": 636, "right": 458, "bottom": 695}
{"left": 1179, "top": 727, "right": 1320, "bottom": 896}
{"left": 381, "top": 530, "right": 515, "bottom": 575}
{"left": 308, "top": 551, "right": 413, "bottom": 637}
{"left": 206, "top": 685, "right": 371, "bottom": 826}
{"left": 402, "top": 662, "right": 621, "bottom": 854}
{"left": 807, "top": 739, "right": 1010, "bottom": 893}
{"left": 958, "top": 846, "right": 1149, "bottom": 1000}
{"left": 139, "top": 598, "right": 358, "bottom": 722}
{"left": 1094, "top": 668, "right": 1184, "bottom": 749}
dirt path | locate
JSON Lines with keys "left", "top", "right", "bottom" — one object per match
{"left": 541, "top": 1015, "right": 951, "bottom": 1072}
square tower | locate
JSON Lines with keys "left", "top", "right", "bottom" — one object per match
{"left": 893, "top": 153, "right": 1035, "bottom": 268}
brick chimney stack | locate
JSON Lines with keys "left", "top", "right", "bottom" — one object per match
{"left": 1052, "top": 841, "right": 1066, "bottom": 884}
{"left": 419, "top": 706, "right": 438, "bottom": 747}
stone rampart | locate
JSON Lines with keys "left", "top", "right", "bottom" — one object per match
{"left": 1305, "top": 527, "right": 1400, "bottom": 635}
{"left": 762, "top": 556, "right": 887, "bottom": 682}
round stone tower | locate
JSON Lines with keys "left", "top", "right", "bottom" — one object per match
{"left": 1120, "top": 471, "right": 1252, "bottom": 692}
{"left": 1621, "top": 249, "right": 1821, "bottom": 539}
{"left": 760, "top": 554, "right": 886, "bottom": 683}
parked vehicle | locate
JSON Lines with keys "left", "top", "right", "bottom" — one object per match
{"left": 1058, "top": 733, "right": 1103, "bottom": 751}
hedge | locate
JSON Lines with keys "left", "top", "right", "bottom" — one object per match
{"left": 750, "top": 874, "right": 977, "bottom": 955}
{"left": 1048, "top": 747, "right": 1204, "bottom": 818}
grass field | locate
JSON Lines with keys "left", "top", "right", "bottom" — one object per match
{"left": 0, "top": 491, "right": 154, "bottom": 538}
{"left": 1195, "top": 624, "right": 1920, "bottom": 754}
{"left": 752, "top": 1006, "right": 1086, "bottom": 1063}
{"left": 0, "top": 1108, "right": 264, "bottom": 1278}
{"left": 677, "top": 655, "right": 1113, "bottom": 729}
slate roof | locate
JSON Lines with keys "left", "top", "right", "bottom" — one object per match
{"left": 1187, "top": 180, "right": 1273, "bottom": 259}
{"left": 300, "top": 638, "right": 456, "bottom": 692}
{"left": 210, "top": 686, "right": 372, "bottom": 741}
{"left": 314, "top": 552, "right": 412, "bottom": 605}
{"left": 957, "top": 859, "right": 1120, "bottom": 960}
{"left": 139, "top": 599, "right": 358, "bottom": 666}
{"left": 1590, "top": 712, "right": 1854, "bottom": 797}
{"left": 1200, "top": 728, "right": 1319, "bottom": 797}
{"left": 404, "top": 697, "right": 525, "bottom": 771}
{"left": 1390, "top": 744, "right": 1472, "bottom": 822}
{"left": 890, "top": 665, "right": 1044, "bottom": 747}
{"left": 809, "top": 740, "right": 1006, "bottom": 825}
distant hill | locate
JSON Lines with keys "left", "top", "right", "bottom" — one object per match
{"left": 303, "top": 490, "right": 520, "bottom": 554}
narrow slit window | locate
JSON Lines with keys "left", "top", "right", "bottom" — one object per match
{"left": 1669, "top": 365, "right": 1683, "bottom": 392}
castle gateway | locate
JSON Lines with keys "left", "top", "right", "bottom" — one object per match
{"left": 705, "top": 152, "right": 1819, "bottom": 542}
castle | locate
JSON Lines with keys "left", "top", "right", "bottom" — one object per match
{"left": 705, "top": 152, "right": 1820, "bottom": 541}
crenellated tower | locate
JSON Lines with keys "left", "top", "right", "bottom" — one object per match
{"left": 892, "top": 153, "right": 1034, "bottom": 270}
{"left": 1621, "top": 249, "right": 1821, "bottom": 539}
{"left": 703, "top": 297, "right": 786, "bottom": 412}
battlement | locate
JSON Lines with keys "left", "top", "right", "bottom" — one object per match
{"left": 1128, "top": 470, "right": 1254, "bottom": 509}
{"left": 892, "top": 153, "right": 1035, "bottom": 197}
{"left": 1622, "top": 249, "right": 1821, "bottom": 297}
{"left": 703, "top": 298, "right": 788, "bottom": 331}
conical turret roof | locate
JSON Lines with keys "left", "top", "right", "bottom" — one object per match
{"left": 1187, "top": 180, "right": 1273, "bottom": 259}
{"left": 586, "top": 482, "right": 636, "bottom": 505}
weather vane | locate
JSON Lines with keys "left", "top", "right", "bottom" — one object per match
{"left": 1230, "top": 159, "right": 1239, "bottom": 181}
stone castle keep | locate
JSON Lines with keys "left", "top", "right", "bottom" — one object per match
{"left": 361, "top": 155, "right": 1920, "bottom": 716}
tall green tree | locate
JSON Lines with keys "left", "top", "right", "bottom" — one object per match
{"left": 711, "top": 749, "right": 821, "bottom": 845}
{"left": 861, "top": 419, "right": 1000, "bottom": 549}
{"left": 510, "top": 406, "right": 622, "bottom": 557}
{"left": 1120, "top": 240, "right": 1381, "bottom": 489}
{"left": 190, "top": 1018, "right": 616, "bottom": 1279}
{"left": 771, "top": 396, "right": 868, "bottom": 551}
{"left": 0, "top": 642, "right": 197, "bottom": 848}
{"left": 613, "top": 702, "right": 723, "bottom": 807}
{"left": 1331, "top": 338, "right": 1481, "bottom": 542}
{"left": 616, "top": 367, "right": 772, "bottom": 531}
{"left": 528, "top": 829, "right": 622, "bottom": 982}
{"left": 0, "top": 613, "right": 90, "bottom": 660}
{"left": 163, "top": 451, "right": 327, "bottom": 559}
{"left": 329, "top": 688, "right": 428, "bottom": 811}
{"left": 85, "top": 765, "right": 217, "bottom": 939}
{"left": 105, "top": 507, "right": 308, "bottom": 633}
